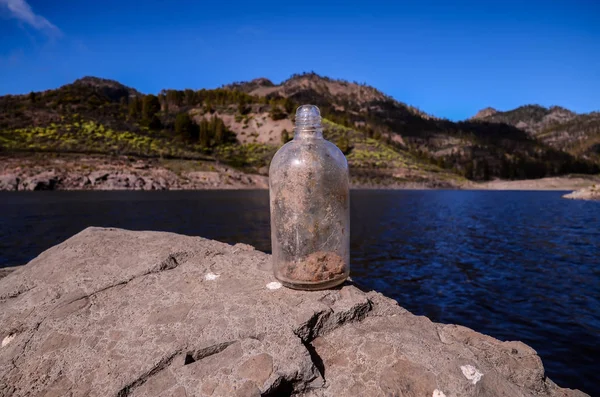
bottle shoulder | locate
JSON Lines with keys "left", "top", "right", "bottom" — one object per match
{"left": 270, "top": 138, "right": 348, "bottom": 173}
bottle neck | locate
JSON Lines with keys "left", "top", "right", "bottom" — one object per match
{"left": 294, "top": 126, "right": 323, "bottom": 140}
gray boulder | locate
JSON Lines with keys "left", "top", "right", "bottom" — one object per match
{"left": 0, "top": 174, "right": 19, "bottom": 191}
{"left": 0, "top": 228, "right": 588, "bottom": 397}
{"left": 99, "top": 173, "right": 144, "bottom": 190}
{"left": 88, "top": 171, "right": 110, "bottom": 185}
{"left": 19, "top": 171, "right": 59, "bottom": 191}
{"left": 564, "top": 185, "right": 600, "bottom": 200}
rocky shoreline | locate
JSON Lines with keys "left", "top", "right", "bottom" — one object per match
{"left": 563, "top": 185, "right": 600, "bottom": 200}
{"left": 0, "top": 154, "right": 268, "bottom": 191}
{"left": 0, "top": 153, "right": 465, "bottom": 191}
{"left": 2, "top": 153, "right": 599, "bottom": 192}
{"left": 0, "top": 228, "right": 589, "bottom": 396}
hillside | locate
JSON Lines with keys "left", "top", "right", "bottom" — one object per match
{"left": 1, "top": 73, "right": 599, "bottom": 190}
{"left": 226, "top": 73, "right": 599, "bottom": 179}
{"left": 471, "top": 105, "right": 600, "bottom": 160}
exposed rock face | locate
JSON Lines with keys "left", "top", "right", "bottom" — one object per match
{"left": 0, "top": 228, "right": 588, "bottom": 397}
{"left": 469, "top": 105, "right": 600, "bottom": 156}
{"left": 563, "top": 185, "right": 600, "bottom": 200}
{"left": 0, "top": 155, "right": 269, "bottom": 191}
{"left": 0, "top": 174, "right": 19, "bottom": 190}
{"left": 19, "top": 171, "right": 60, "bottom": 191}
{"left": 471, "top": 107, "right": 498, "bottom": 120}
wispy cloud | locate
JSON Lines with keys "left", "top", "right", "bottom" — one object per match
{"left": 0, "top": 0, "right": 61, "bottom": 35}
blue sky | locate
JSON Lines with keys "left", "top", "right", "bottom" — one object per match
{"left": 1, "top": 0, "right": 598, "bottom": 120}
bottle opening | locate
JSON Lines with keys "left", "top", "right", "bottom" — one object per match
{"left": 294, "top": 104, "right": 323, "bottom": 138}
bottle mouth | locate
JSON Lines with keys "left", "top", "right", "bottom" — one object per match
{"left": 295, "top": 105, "right": 322, "bottom": 129}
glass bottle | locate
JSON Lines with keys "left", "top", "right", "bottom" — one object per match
{"left": 269, "top": 105, "right": 350, "bottom": 290}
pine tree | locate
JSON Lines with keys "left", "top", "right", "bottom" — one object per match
{"left": 142, "top": 95, "right": 160, "bottom": 120}
{"left": 184, "top": 89, "right": 195, "bottom": 106}
{"left": 214, "top": 116, "right": 224, "bottom": 144}
{"left": 335, "top": 133, "right": 351, "bottom": 154}
{"left": 270, "top": 106, "right": 287, "bottom": 121}
{"left": 175, "top": 112, "right": 198, "bottom": 140}
{"left": 142, "top": 95, "right": 161, "bottom": 129}
{"left": 128, "top": 97, "right": 140, "bottom": 118}
{"left": 238, "top": 97, "right": 249, "bottom": 115}
{"left": 281, "top": 129, "right": 291, "bottom": 144}
{"left": 199, "top": 120, "right": 211, "bottom": 147}
{"left": 284, "top": 98, "right": 295, "bottom": 114}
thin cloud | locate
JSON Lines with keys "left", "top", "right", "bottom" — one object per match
{"left": 0, "top": 0, "right": 61, "bottom": 35}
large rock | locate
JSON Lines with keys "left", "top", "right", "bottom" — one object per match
{"left": 563, "top": 185, "right": 600, "bottom": 200}
{"left": 0, "top": 174, "right": 19, "bottom": 191}
{"left": 19, "top": 171, "right": 59, "bottom": 191}
{"left": 0, "top": 228, "right": 588, "bottom": 397}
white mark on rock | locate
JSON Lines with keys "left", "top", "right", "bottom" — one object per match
{"left": 461, "top": 364, "right": 483, "bottom": 384}
{"left": 266, "top": 281, "right": 282, "bottom": 290}
{"left": 2, "top": 334, "right": 16, "bottom": 347}
{"left": 204, "top": 273, "right": 220, "bottom": 281}
{"left": 432, "top": 390, "right": 447, "bottom": 397}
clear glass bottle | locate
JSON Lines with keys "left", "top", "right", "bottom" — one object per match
{"left": 269, "top": 105, "right": 350, "bottom": 290}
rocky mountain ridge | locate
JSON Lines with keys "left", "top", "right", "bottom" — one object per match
{"left": 1, "top": 73, "right": 599, "bottom": 186}
{"left": 471, "top": 105, "right": 600, "bottom": 158}
{"left": 227, "top": 73, "right": 436, "bottom": 120}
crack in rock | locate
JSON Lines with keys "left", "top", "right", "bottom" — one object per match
{"left": 116, "top": 350, "right": 183, "bottom": 397}
{"left": 293, "top": 298, "right": 373, "bottom": 343}
{"left": 183, "top": 341, "right": 236, "bottom": 365}
{"left": 154, "top": 253, "right": 184, "bottom": 272}
{"left": 288, "top": 297, "right": 373, "bottom": 392}
{"left": 303, "top": 340, "right": 326, "bottom": 380}
{"left": 116, "top": 341, "right": 238, "bottom": 397}
{"left": 261, "top": 377, "right": 295, "bottom": 397}
{"left": 59, "top": 252, "right": 188, "bottom": 309}
{"left": 0, "top": 285, "right": 34, "bottom": 303}
{"left": 62, "top": 281, "right": 128, "bottom": 308}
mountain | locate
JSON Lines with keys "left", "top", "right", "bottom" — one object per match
{"left": 0, "top": 76, "right": 140, "bottom": 132}
{"left": 226, "top": 73, "right": 436, "bottom": 121}
{"left": 471, "top": 105, "right": 576, "bottom": 130}
{"left": 225, "top": 73, "right": 599, "bottom": 179}
{"left": 472, "top": 107, "right": 498, "bottom": 119}
{"left": 1, "top": 73, "right": 599, "bottom": 188}
{"left": 471, "top": 105, "right": 600, "bottom": 159}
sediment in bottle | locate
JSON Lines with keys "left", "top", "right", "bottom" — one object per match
{"left": 283, "top": 251, "right": 346, "bottom": 282}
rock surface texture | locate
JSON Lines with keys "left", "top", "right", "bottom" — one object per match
{"left": 0, "top": 155, "right": 268, "bottom": 191}
{"left": 0, "top": 228, "right": 588, "bottom": 397}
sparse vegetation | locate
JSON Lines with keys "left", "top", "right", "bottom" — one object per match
{"left": 281, "top": 129, "right": 292, "bottom": 145}
{"left": 174, "top": 112, "right": 198, "bottom": 140}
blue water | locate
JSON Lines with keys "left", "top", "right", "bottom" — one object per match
{"left": 0, "top": 190, "right": 598, "bottom": 395}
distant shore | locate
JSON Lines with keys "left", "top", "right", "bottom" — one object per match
{"left": 474, "top": 176, "right": 600, "bottom": 191}
{"left": 563, "top": 185, "right": 600, "bottom": 200}
{"left": 1, "top": 153, "right": 599, "bottom": 192}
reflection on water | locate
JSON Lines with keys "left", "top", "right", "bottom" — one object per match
{"left": 0, "top": 190, "right": 598, "bottom": 395}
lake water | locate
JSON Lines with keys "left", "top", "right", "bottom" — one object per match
{"left": 0, "top": 190, "right": 599, "bottom": 395}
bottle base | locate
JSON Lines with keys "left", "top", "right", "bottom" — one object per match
{"left": 275, "top": 275, "right": 348, "bottom": 291}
